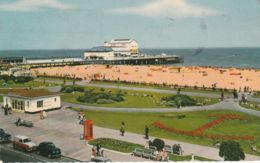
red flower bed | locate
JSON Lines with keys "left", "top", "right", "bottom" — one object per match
{"left": 152, "top": 114, "right": 254, "bottom": 141}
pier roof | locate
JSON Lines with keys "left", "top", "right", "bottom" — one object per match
{"left": 87, "top": 46, "right": 113, "bottom": 52}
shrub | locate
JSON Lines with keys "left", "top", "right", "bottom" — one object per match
{"left": 150, "top": 138, "right": 165, "bottom": 151}
{"left": 77, "top": 91, "right": 124, "bottom": 104}
{"left": 219, "top": 141, "right": 245, "bottom": 161}
{"left": 161, "top": 94, "right": 197, "bottom": 106}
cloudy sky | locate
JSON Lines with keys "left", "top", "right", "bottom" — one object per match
{"left": 0, "top": 0, "right": 260, "bottom": 50}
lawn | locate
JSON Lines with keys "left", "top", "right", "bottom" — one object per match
{"left": 89, "top": 138, "right": 144, "bottom": 153}
{"left": 240, "top": 101, "right": 260, "bottom": 111}
{"left": 0, "top": 80, "right": 58, "bottom": 88}
{"left": 61, "top": 86, "right": 219, "bottom": 108}
{"left": 169, "top": 154, "right": 214, "bottom": 161}
{"left": 37, "top": 76, "right": 81, "bottom": 82}
{"left": 90, "top": 80, "right": 232, "bottom": 95}
{"left": 253, "top": 93, "right": 260, "bottom": 98}
{"left": 72, "top": 108, "right": 260, "bottom": 156}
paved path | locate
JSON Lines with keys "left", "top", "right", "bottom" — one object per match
{"left": 35, "top": 79, "right": 224, "bottom": 98}
{"left": 1, "top": 108, "right": 260, "bottom": 161}
{"left": 62, "top": 98, "right": 260, "bottom": 117}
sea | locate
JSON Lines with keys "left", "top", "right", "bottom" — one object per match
{"left": 0, "top": 48, "right": 259, "bottom": 69}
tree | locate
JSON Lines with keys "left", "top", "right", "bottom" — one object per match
{"left": 219, "top": 140, "right": 245, "bottom": 161}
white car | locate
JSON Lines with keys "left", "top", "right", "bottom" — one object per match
{"left": 13, "top": 135, "right": 37, "bottom": 152}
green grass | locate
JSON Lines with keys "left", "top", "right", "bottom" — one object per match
{"left": 72, "top": 108, "right": 260, "bottom": 156}
{"left": 0, "top": 80, "right": 58, "bottom": 88}
{"left": 0, "top": 95, "right": 3, "bottom": 102}
{"left": 253, "top": 93, "right": 260, "bottom": 98}
{"left": 61, "top": 86, "right": 219, "bottom": 108}
{"left": 90, "top": 80, "right": 232, "bottom": 95}
{"left": 169, "top": 154, "right": 191, "bottom": 161}
{"left": 240, "top": 101, "right": 260, "bottom": 111}
{"left": 89, "top": 138, "right": 144, "bottom": 153}
{"left": 37, "top": 77, "right": 80, "bottom": 82}
{"left": 169, "top": 154, "right": 214, "bottom": 161}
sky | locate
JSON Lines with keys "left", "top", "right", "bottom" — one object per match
{"left": 0, "top": 0, "right": 260, "bottom": 50}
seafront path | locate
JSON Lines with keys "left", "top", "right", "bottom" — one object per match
{"left": 1, "top": 107, "right": 260, "bottom": 161}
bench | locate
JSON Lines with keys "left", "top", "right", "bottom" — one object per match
{"left": 164, "top": 145, "right": 173, "bottom": 154}
{"left": 132, "top": 148, "right": 156, "bottom": 160}
{"left": 143, "top": 149, "right": 156, "bottom": 160}
{"left": 132, "top": 148, "right": 143, "bottom": 157}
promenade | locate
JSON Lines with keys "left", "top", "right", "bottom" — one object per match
{"left": 1, "top": 107, "right": 260, "bottom": 161}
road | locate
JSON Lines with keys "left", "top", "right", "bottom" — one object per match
{"left": 0, "top": 145, "right": 78, "bottom": 162}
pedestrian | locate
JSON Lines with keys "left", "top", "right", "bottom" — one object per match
{"left": 100, "top": 148, "right": 104, "bottom": 157}
{"left": 120, "top": 121, "right": 125, "bottom": 136}
{"left": 16, "top": 117, "right": 21, "bottom": 126}
{"left": 96, "top": 143, "right": 101, "bottom": 156}
{"left": 241, "top": 94, "right": 246, "bottom": 103}
{"left": 91, "top": 147, "right": 97, "bottom": 158}
{"left": 8, "top": 107, "right": 12, "bottom": 114}
{"left": 4, "top": 107, "right": 8, "bottom": 116}
{"left": 79, "top": 114, "right": 84, "bottom": 125}
{"left": 40, "top": 110, "right": 44, "bottom": 120}
{"left": 145, "top": 125, "right": 149, "bottom": 139}
{"left": 43, "top": 110, "right": 47, "bottom": 119}
{"left": 220, "top": 91, "right": 224, "bottom": 101}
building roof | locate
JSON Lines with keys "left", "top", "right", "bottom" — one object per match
{"left": 107, "top": 39, "right": 136, "bottom": 44}
{"left": 87, "top": 46, "right": 113, "bottom": 52}
{"left": 7, "top": 89, "right": 58, "bottom": 98}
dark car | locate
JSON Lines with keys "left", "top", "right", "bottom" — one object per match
{"left": 36, "top": 142, "right": 61, "bottom": 158}
{"left": 90, "top": 156, "right": 111, "bottom": 162}
{"left": 0, "top": 128, "right": 11, "bottom": 143}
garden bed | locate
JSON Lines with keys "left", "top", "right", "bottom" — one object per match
{"left": 88, "top": 138, "right": 144, "bottom": 153}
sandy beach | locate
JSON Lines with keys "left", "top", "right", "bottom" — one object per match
{"left": 33, "top": 65, "right": 260, "bottom": 91}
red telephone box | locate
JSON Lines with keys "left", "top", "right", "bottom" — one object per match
{"left": 83, "top": 120, "right": 93, "bottom": 141}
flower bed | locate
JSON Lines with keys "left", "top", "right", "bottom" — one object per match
{"left": 152, "top": 114, "right": 254, "bottom": 141}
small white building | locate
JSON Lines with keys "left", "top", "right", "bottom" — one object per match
{"left": 84, "top": 46, "right": 115, "bottom": 60}
{"left": 0, "top": 68, "right": 32, "bottom": 77}
{"left": 104, "top": 38, "right": 138, "bottom": 56}
{"left": 3, "top": 89, "right": 61, "bottom": 113}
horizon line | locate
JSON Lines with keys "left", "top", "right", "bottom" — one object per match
{"left": 1, "top": 46, "right": 260, "bottom": 51}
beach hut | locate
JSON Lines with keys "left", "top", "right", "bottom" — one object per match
{"left": 3, "top": 89, "right": 61, "bottom": 113}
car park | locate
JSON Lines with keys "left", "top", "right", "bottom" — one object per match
{"left": 36, "top": 141, "right": 61, "bottom": 158}
{"left": 0, "top": 128, "right": 11, "bottom": 143}
{"left": 12, "top": 135, "right": 37, "bottom": 152}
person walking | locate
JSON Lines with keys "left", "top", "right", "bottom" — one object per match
{"left": 145, "top": 125, "right": 149, "bottom": 139}
{"left": 40, "top": 110, "right": 44, "bottom": 120}
{"left": 96, "top": 143, "right": 101, "bottom": 156}
{"left": 120, "top": 121, "right": 125, "bottom": 136}
{"left": 42, "top": 110, "right": 47, "bottom": 119}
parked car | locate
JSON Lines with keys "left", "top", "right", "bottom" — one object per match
{"left": 12, "top": 135, "right": 37, "bottom": 152}
{"left": 90, "top": 156, "right": 111, "bottom": 162}
{"left": 0, "top": 128, "right": 11, "bottom": 143}
{"left": 36, "top": 141, "right": 61, "bottom": 158}
{"left": 15, "top": 118, "right": 34, "bottom": 127}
